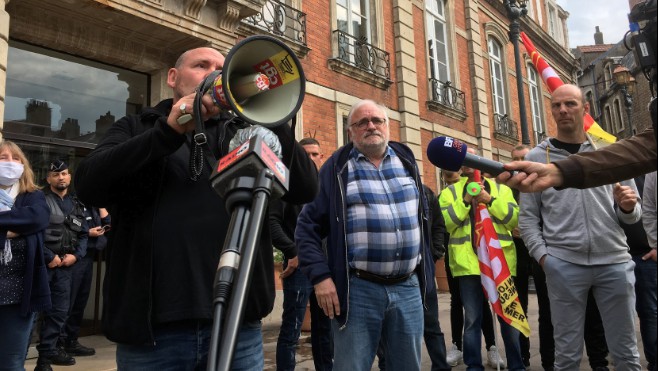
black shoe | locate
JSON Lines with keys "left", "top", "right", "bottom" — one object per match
{"left": 64, "top": 340, "right": 96, "bottom": 356}
{"left": 34, "top": 358, "right": 53, "bottom": 371}
{"left": 42, "top": 348, "right": 76, "bottom": 366}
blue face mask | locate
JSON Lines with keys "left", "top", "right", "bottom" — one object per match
{"left": 0, "top": 162, "right": 24, "bottom": 187}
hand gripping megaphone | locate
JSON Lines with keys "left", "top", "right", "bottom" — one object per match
{"left": 189, "top": 35, "right": 305, "bottom": 128}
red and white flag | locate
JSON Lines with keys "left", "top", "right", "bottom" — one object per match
{"left": 521, "top": 32, "right": 616, "bottom": 147}
{"left": 473, "top": 171, "right": 530, "bottom": 337}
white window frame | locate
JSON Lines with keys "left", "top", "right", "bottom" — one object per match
{"left": 613, "top": 98, "right": 625, "bottom": 132}
{"left": 488, "top": 37, "right": 507, "bottom": 116}
{"left": 425, "top": 0, "right": 453, "bottom": 104}
{"left": 527, "top": 65, "right": 545, "bottom": 144}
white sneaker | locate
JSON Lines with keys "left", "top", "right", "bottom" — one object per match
{"left": 446, "top": 343, "right": 462, "bottom": 366}
{"left": 487, "top": 345, "right": 506, "bottom": 369}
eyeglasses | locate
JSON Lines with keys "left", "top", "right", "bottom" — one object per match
{"left": 351, "top": 117, "right": 387, "bottom": 130}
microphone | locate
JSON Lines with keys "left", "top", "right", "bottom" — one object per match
{"left": 229, "top": 125, "right": 282, "bottom": 159}
{"left": 426, "top": 136, "right": 509, "bottom": 176}
{"left": 210, "top": 125, "right": 289, "bottom": 199}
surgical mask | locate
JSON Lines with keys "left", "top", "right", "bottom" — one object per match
{"left": 0, "top": 162, "right": 24, "bottom": 187}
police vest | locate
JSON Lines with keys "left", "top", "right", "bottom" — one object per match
{"left": 44, "top": 193, "right": 86, "bottom": 256}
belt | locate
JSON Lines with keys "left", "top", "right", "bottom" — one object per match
{"left": 352, "top": 269, "right": 413, "bottom": 285}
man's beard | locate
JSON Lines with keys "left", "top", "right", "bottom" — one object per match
{"left": 53, "top": 183, "right": 69, "bottom": 191}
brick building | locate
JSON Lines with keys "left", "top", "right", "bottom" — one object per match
{"left": 0, "top": 0, "right": 575, "bottom": 329}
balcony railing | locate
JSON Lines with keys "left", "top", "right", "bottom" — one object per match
{"left": 333, "top": 30, "right": 390, "bottom": 79}
{"left": 493, "top": 113, "right": 519, "bottom": 141}
{"left": 242, "top": 0, "right": 307, "bottom": 46}
{"left": 429, "top": 79, "right": 466, "bottom": 114}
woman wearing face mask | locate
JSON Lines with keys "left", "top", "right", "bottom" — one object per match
{"left": 0, "top": 140, "right": 51, "bottom": 370}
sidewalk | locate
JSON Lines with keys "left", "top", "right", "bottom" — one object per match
{"left": 25, "top": 291, "right": 646, "bottom": 370}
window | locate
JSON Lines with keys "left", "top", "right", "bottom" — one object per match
{"left": 426, "top": 0, "right": 450, "bottom": 85}
{"left": 337, "top": 0, "right": 371, "bottom": 66}
{"left": 604, "top": 105, "right": 613, "bottom": 133}
{"left": 330, "top": 0, "right": 390, "bottom": 86}
{"left": 547, "top": 5, "right": 557, "bottom": 39}
{"left": 604, "top": 63, "right": 614, "bottom": 89}
{"left": 613, "top": 99, "right": 624, "bottom": 132}
{"left": 585, "top": 90, "right": 596, "bottom": 118}
{"left": 488, "top": 37, "right": 507, "bottom": 116}
{"left": 527, "top": 65, "right": 545, "bottom": 144}
{"left": 4, "top": 41, "right": 149, "bottom": 179}
{"left": 426, "top": 0, "right": 458, "bottom": 106}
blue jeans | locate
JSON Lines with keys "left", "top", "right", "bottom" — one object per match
{"left": 276, "top": 267, "right": 332, "bottom": 371}
{"left": 458, "top": 275, "right": 524, "bottom": 371}
{"left": 633, "top": 255, "right": 657, "bottom": 371}
{"left": 377, "top": 284, "right": 450, "bottom": 371}
{"left": 333, "top": 273, "right": 423, "bottom": 371}
{"left": 0, "top": 304, "right": 35, "bottom": 370}
{"left": 116, "top": 320, "right": 263, "bottom": 371}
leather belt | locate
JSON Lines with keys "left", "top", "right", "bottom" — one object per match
{"left": 352, "top": 269, "right": 413, "bottom": 285}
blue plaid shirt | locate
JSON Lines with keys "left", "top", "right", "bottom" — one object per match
{"left": 345, "top": 147, "right": 421, "bottom": 276}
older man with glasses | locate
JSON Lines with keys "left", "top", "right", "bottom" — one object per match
{"left": 296, "top": 99, "right": 446, "bottom": 370}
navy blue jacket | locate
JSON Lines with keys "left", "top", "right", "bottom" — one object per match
{"left": 296, "top": 141, "right": 435, "bottom": 327}
{"left": 0, "top": 190, "right": 51, "bottom": 314}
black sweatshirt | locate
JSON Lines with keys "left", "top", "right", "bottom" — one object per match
{"left": 74, "top": 99, "right": 318, "bottom": 345}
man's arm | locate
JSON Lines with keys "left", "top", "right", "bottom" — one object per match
{"left": 268, "top": 198, "right": 297, "bottom": 260}
{"left": 498, "top": 128, "right": 657, "bottom": 192}
{"left": 74, "top": 114, "right": 187, "bottom": 207}
{"left": 424, "top": 186, "right": 445, "bottom": 260}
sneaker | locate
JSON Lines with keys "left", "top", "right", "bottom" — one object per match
{"left": 446, "top": 343, "right": 463, "bottom": 366}
{"left": 41, "top": 348, "right": 76, "bottom": 366}
{"left": 64, "top": 340, "right": 96, "bottom": 356}
{"left": 487, "top": 345, "right": 506, "bottom": 369}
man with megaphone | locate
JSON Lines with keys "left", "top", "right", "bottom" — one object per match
{"left": 73, "top": 40, "right": 318, "bottom": 370}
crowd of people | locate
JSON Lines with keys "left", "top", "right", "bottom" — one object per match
{"left": 0, "top": 39, "right": 655, "bottom": 371}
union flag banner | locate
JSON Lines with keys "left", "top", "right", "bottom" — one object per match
{"left": 521, "top": 32, "right": 616, "bottom": 148}
{"left": 473, "top": 171, "right": 530, "bottom": 337}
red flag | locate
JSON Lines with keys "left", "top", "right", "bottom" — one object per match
{"left": 520, "top": 32, "right": 616, "bottom": 146}
{"left": 473, "top": 171, "right": 530, "bottom": 337}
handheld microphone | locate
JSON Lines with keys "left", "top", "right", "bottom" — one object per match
{"left": 426, "top": 136, "right": 509, "bottom": 176}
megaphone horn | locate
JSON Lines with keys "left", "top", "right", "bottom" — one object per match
{"left": 208, "top": 35, "right": 306, "bottom": 128}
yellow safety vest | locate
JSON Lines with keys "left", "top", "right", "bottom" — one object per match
{"left": 439, "top": 177, "right": 519, "bottom": 277}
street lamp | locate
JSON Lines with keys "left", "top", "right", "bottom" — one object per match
{"left": 504, "top": 0, "right": 530, "bottom": 145}
{"left": 613, "top": 65, "right": 637, "bottom": 135}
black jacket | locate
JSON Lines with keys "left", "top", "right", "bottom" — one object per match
{"left": 422, "top": 185, "right": 446, "bottom": 261}
{"left": 74, "top": 99, "right": 318, "bottom": 345}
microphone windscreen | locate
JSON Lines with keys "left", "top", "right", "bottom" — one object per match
{"left": 426, "top": 136, "right": 468, "bottom": 171}
{"left": 229, "top": 125, "right": 283, "bottom": 159}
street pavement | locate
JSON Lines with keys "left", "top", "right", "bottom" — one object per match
{"left": 25, "top": 291, "right": 647, "bottom": 370}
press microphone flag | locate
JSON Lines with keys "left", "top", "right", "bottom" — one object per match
{"left": 426, "top": 136, "right": 508, "bottom": 176}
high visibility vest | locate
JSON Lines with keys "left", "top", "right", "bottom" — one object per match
{"left": 439, "top": 177, "right": 519, "bottom": 277}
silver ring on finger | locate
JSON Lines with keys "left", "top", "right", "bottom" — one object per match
{"left": 180, "top": 103, "right": 187, "bottom": 115}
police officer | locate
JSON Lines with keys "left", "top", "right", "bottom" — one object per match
{"left": 35, "top": 160, "right": 88, "bottom": 371}
{"left": 61, "top": 206, "right": 110, "bottom": 357}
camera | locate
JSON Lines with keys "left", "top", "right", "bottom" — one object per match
{"left": 628, "top": 0, "right": 657, "bottom": 90}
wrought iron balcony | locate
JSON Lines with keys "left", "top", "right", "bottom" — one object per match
{"left": 493, "top": 113, "right": 519, "bottom": 141}
{"left": 332, "top": 30, "right": 390, "bottom": 80}
{"left": 242, "top": 0, "right": 307, "bottom": 47}
{"left": 429, "top": 79, "right": 466, "bottom": 114}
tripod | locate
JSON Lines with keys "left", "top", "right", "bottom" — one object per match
{"left": 207, "top": 169, "right": 277, "bottom": 371}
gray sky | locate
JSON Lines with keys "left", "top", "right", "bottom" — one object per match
{"left": 556, "top": 0, "right": 632, "bottom": 47}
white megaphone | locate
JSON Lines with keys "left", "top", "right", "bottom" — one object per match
{"left": 202, "top": 35, "right": 306, "bottom": 128}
